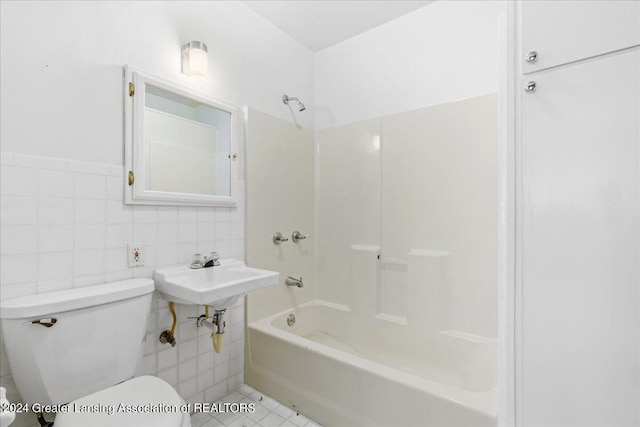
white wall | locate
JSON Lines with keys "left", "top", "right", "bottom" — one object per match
{"left": 244, "top": 109, "right": 315, "bottom": 324}
{"left": 0, "top": 2, "right": 314, "bottom": 426}
{"left": 313, "top": 0, "right": 504, "bottom": 338}
{"left": 0, "top": 152, "right": 247, "bottom": 427}
{"left": 314, "top": 0, "right": 505, "bottom": 129}
{"left": 0, "top": 1, "right": 314, "bottom": 164}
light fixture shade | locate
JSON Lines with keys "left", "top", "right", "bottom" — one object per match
{"left": 181, "top": 41, "right": 208, "bottom": 77}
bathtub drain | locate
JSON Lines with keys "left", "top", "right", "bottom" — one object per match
{"left": 287, "top": 314, "right": 296, "bottom": 326}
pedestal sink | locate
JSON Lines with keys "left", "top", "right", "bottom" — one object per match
{"left": 153, "top": 259, "right": 279, "bottom": 308}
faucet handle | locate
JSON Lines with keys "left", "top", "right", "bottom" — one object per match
{"left": 273, "top": 232, "right": 289, "bottom": 245}
{"left": 190, "top": 253, "right": 204, "bottom": 269}
{"left": 292, "top": 231, "right": 310, "bottom": 242}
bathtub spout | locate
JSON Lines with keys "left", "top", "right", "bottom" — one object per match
{"left": 286, "top": 276, "right": 303, "bottom": 288}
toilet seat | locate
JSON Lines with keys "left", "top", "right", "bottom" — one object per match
{"left": 54, "top": 376, "right": 191, "bottom": 427}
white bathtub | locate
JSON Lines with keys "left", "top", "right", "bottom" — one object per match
{"left": 246, "top": 300, "right": 496, "bottom": 426}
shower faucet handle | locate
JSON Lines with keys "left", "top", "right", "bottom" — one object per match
{"left": 291, "top": 231, "right": 310, "bottom": 242}
{"left": 273, "top": 232, "right": 289, "bottom": 245}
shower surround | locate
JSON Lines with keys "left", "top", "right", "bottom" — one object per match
{"left": 245, "top": 94, "right": 498, "bottom": 426}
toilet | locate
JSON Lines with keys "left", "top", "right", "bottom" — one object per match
{"left": 0, "top": 278, "right": 190, "bottom": 427}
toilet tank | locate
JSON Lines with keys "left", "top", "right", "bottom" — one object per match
{"left": 0, "top": 279, "right": 154, "bottom": 406}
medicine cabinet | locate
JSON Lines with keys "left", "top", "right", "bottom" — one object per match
{"left": 124, "top": 65, "right": 239, "bottom": 206}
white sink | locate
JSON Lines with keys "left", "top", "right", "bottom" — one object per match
{"left": 153, "top": 259, "right": 279, "bottom": 309}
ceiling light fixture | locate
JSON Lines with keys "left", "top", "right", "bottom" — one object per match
{"left": 181, "top": 41, "right": 208, "bottom": 78}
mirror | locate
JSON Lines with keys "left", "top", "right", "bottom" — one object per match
{"left": 124, "top": 65, "right": 239, "bottom": 206}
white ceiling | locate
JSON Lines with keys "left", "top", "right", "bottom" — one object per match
{"left": 241, "top": 1, "right": 434, "bottom": 52}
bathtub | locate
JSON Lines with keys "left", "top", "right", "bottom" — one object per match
{"left": 246, "top": 300, "right": 496, "bottom": 426}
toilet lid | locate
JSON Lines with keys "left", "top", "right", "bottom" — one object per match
{"left": 54, "top": 376, "right": 188, "bottom": 427}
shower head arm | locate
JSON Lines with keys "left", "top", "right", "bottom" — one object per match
{"left": 282, "top": 95, "right": 300, "bottom": 104}
{"left": 282, "top": 94, "right": 306, "bottom": 112}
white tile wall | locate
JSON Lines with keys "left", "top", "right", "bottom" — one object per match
{"left": 0, "top": 152, "right": 247, "bottom": 426}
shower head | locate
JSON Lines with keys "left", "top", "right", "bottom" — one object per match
{"left": 282, "top": 94, "right": 306, "bottom": 112}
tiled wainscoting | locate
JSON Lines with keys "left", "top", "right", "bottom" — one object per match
{"left": 0, "top": 151, "right": 246, "bottom": 426}
{"left": 143, "top": 298, "right": 246, "bottom": 405}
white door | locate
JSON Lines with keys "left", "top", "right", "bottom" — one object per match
{"left": 520, "top": 48, "right": 640, "bottom": 425}
{"left": 521, "top": 0, "right": 640, "bottom": 73}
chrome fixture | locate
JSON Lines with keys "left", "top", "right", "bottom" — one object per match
{"left": 526, "top": 51, "right": 538, "bottom": 63}
{"left": 525, "top": 81, "right": 537, "bottom": 93}
{"left": 197, "top": 308, "right": 227, "bottom": 353}
{"left": 181, "top": 41, "right": 208, "bottom": 77}
{"left": 291, "top": 230, "right": 310, "bottom": 243}
{"left": 273, "top": 232, "right": 289, "bottom": 244}
{"left": 197, "top": 309, "right": 226, "bottom": 334}
{"left": 190, "top": 253, "right": 204, "bottom": 269}
{"left": 287, "top": 313, "right": 296, "bottom": 326}
{"left": 203, "top": 251, "right": 221, "bottom": 267}
{"left": 286, "top": 276, "right": 303, "bottom": 288}
{"left": 31, "top": 318, "right": 57, "bottom": 328}
{"left": 190, "top": 251, "right": 220, "bottom": 269}
{"left": 282, "top": 95, "right": 306, "bottom": 112}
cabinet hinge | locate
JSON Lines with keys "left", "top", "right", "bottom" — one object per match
{"left": 128, "top": 171, "right": 135, "bottom": 186}
{"left": 129, "top": 82, "right": 135, "bottom": 97}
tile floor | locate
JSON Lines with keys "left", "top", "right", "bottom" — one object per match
{"left": 190, "top": 384, "right": 323, "bottom": 427}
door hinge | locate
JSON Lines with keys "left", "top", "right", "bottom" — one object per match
{"left": 128, "top": 171, "right": 135, "bottom": 186}
{"left": 129, "top": 82, "right": 135, "bottom": 96}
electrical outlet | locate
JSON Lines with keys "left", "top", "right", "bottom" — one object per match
{"left": 127, "top": 243, "right": 144, "bottom": 267}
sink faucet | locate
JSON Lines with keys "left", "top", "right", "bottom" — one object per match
{"left": 203, "top": 252, "right": 221, "bottom": 268}
{"left": 191, "top": 252, "right": 220, "bottom": 269}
